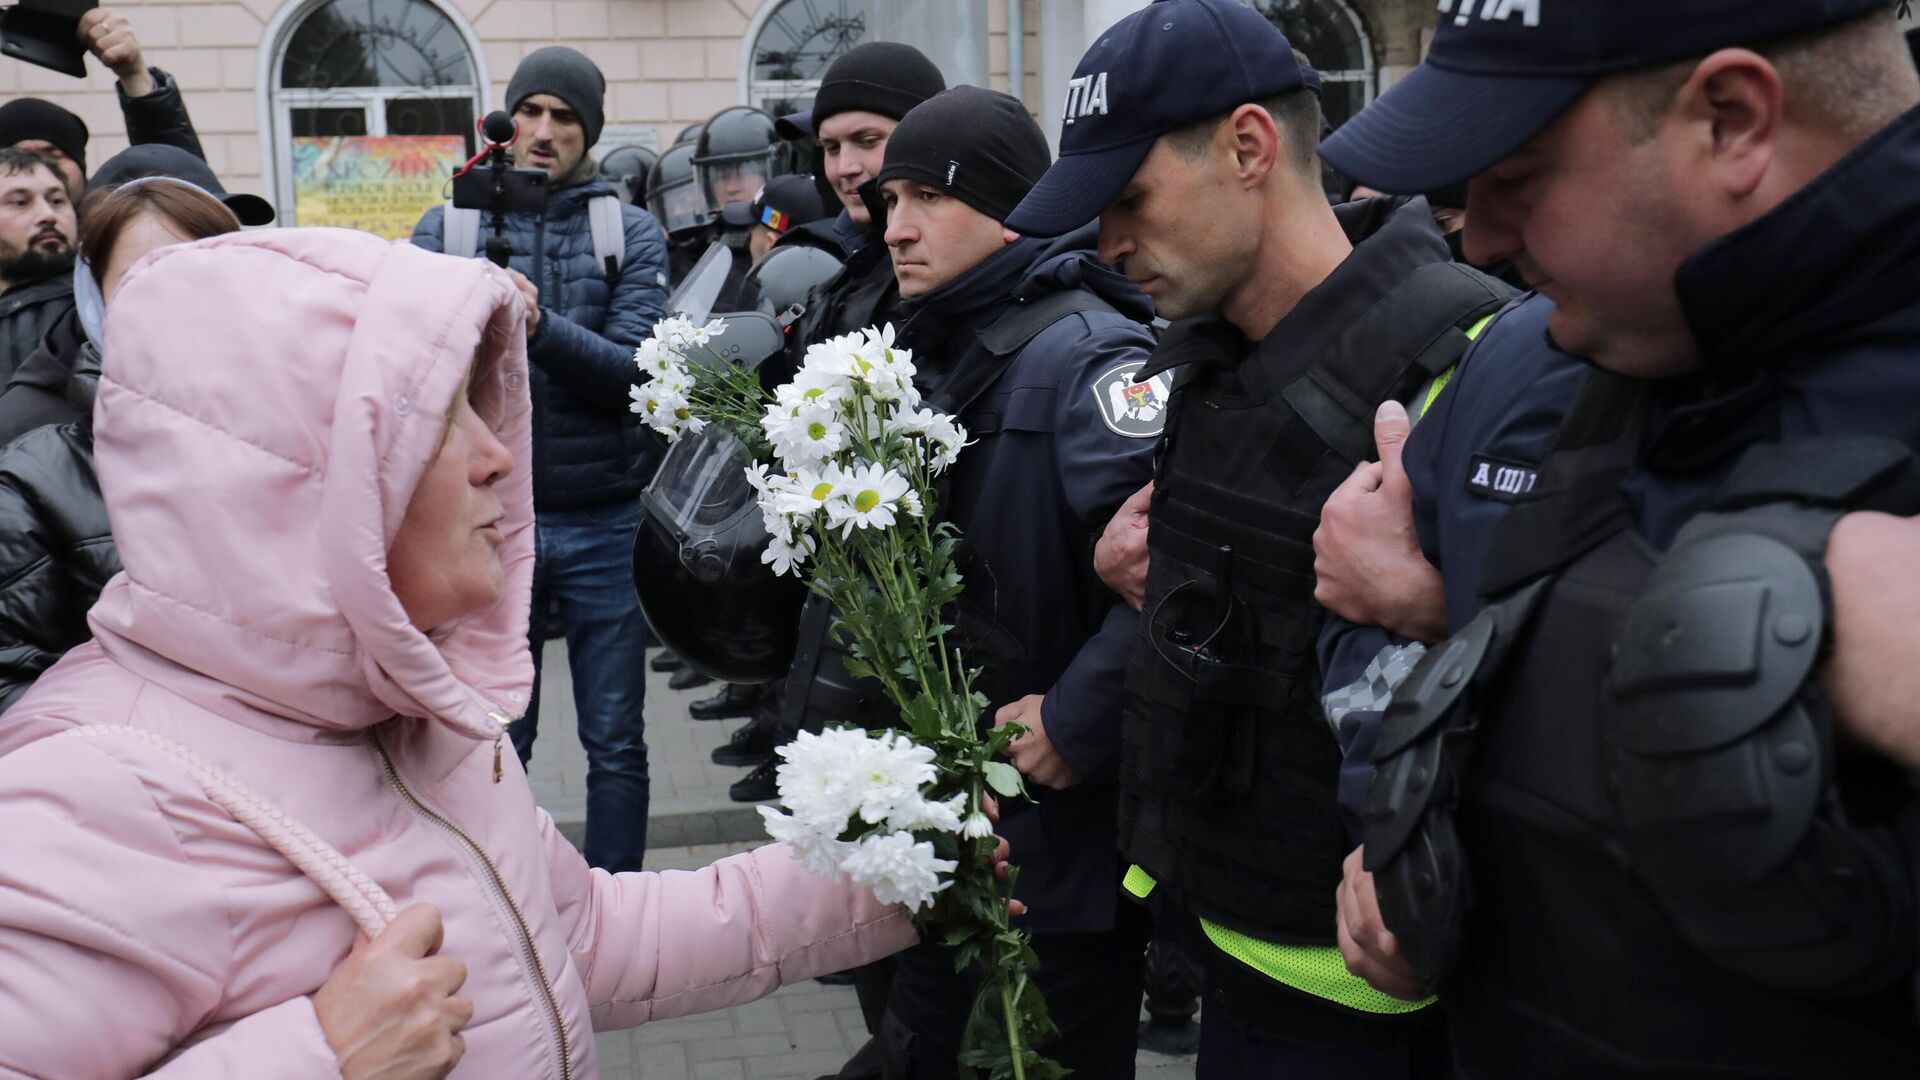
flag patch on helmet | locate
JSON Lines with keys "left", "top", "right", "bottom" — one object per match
{"left": 1094, "top": 364, "right": 1172, "bottom": 439}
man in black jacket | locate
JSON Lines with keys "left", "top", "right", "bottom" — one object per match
{"left": 872, "top": 84, "right": 1160, "bottom": 1080}
{"left": 0, "top": 150, "right": 76, "bottom": 384}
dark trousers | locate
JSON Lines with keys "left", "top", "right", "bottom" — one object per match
{"left": 1197, "top": 1009, "right": 1453, "bottom": 1080}
{"left": 880, "top": 903, "right": 1152, "bottom": 1079}
{"left": 513, "top": 498, "right": 651, "bottom": 873}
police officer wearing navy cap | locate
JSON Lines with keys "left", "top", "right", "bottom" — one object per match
{"left": 1315, "top": 1, "right": 1920, "bottom": 1076}
{"left": 1005, "top": 1, "right": 1516, "bottom": 1075}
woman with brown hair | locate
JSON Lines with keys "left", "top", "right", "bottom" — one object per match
{"left": 0, "top": 168, "right": 243, "bottom": 712}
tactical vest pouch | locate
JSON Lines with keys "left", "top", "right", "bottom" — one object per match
{"left": 1606, "top": 508, "right": 1918, "bottom": 995}
{"left": 1363, "top": 579, "right": 1548, "bottom": 989}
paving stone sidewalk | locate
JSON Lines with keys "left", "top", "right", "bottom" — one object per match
{"left": 521, "top": 642, "right": 1199, "bottom": 1079}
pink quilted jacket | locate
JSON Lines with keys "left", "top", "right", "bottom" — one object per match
{"left": 0, "top": 229, "right": 915, "bottom": 1078}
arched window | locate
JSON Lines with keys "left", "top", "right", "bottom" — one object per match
{"left": 266, "top": 0, "right": 485, "bottom": 237}
{"left": 743, "top": 0, "right": 867, "bottom": 119}
{"left": 1249, "top": 0, "right": 1374, "bottom": 129}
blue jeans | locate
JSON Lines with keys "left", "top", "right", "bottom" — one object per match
{"left": 513, "top": 498, "right": 650, "bottom": 873}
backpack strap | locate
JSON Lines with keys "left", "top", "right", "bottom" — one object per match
{"left": 442, "top": 203, "right": 482, "bottom": 262}
{"left": 589, "top": 195, "right": 625, "bottom": 282}
{"left": 57, "top": 725, "right": 397, "bottom": 939}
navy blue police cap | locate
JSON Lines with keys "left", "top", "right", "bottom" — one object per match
{"left": 1320, "top": 0, "right": 1895, "bottom": 195}
{"left": 1006, "top": 0, "right": 1321, "bottom": 237}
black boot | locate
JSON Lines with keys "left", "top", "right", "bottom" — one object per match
{"left": 650, "top": 651, "right": 683, "bottom": 673}
{"left": 690, "top": 683, "right": 763, "bottom": 721}
{"left": 712, "top": 719, "right": 776, "bottom": 766}
{"left": 668, "top": 665, "right": 713, "bottom": 691}
{"left": 729, "top": 755, "right": 779, "bottom": 802}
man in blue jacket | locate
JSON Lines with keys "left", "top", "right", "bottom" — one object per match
{"left": 872, "top": 85, "right": 1158, "bottom": 1078}
{"left": 411, "top": 46, "right": 670, "bottom": 873}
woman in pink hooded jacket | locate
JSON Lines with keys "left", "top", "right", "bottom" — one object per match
{"left": 0, "top": 226, "right": 922, "bottom": 1078}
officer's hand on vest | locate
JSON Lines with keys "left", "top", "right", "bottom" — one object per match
{"left": 995, "top": 694, "right": 1082, "bottom": 791}
{"left": 1824, "top": 512, "right": 1920, "bottom": 771}
{"left": 1313, "top": 402, "right": 1447, "bottom": 643}
{"left": 313, "top": 904, "right": 474, "bottom": 1080}
{"left": 1095, "top": 481, "right": 1154, "bottom": 611}
{"left": 1335, "top": 847, "right": 1430, "bottom": 1002}
{"left": 504, "top": 268, "right": 542, "bottom": 337}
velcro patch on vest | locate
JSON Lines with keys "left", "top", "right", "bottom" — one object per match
{"left": 1093, "top": 364, "right": 1173, "bottom": 439}
{"left": 1465, "top": 454, "right": 1539, "bottom": 502}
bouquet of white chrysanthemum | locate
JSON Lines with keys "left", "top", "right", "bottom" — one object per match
{"left": 632, "top": 323, "right": 1062, "bottom": 1080}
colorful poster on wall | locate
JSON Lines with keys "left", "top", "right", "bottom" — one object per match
{"left": 290, "top": 135, "right": 467, "bottom": 240}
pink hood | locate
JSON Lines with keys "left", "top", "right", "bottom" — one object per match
{"left": 88, "top": 227, "right": 535, "bottom": 736}
{"left": 0, "top": 230, "right": 914, "bottom": 1079}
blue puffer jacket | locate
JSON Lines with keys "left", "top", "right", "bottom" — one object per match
{"left": 412, "top": 173, "right": 670, "bottom": 511}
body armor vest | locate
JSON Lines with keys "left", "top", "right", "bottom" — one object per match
{"left": 1366, "top": 372, "right": 1920, "bottom": 1077}
{"left": 1120, "top": 260, "right": 1512, "bottom": 941}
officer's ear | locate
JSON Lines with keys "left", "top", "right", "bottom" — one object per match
{"left": 1673, "top": 48, "right": 1783, "bottom": 202}
{"left": 1222, "top": 103, "right": 1281, "bottom": 191}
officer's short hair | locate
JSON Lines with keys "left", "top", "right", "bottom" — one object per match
{"left": 1612, "top": 10, "right": 1918, "bottom": 145}
{"left": 1164, "top": 85, "right": 1324, "bottom": 177}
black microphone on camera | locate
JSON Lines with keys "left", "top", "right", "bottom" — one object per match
{"left": 451, "top": 110, "right": 550, "bottom": 268}
{"left": 481, "top": 110, "right": 517, "bottom": 147}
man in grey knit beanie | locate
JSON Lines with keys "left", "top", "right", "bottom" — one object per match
{"left": 407, "top": 43, "right": 672, "bottom": 877}
{"left": 505, "top": 45, "right": 608, "bottom": 186}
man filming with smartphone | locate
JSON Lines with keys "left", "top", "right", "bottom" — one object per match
{"left": 409, "top": 45, "right": 671, "bottom": 875}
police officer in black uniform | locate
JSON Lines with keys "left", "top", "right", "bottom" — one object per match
{"left": 864, "top": 84, "right": 1161, "bottom": 1078}
{"left": 1007, "top": 2, "right": 1516, "bottom": 1075}
{"left": 1317, "top": 1, "right": 1920, "bottom": 1075}
{"left": 644, "top": 140, "right": 712, "bottom": 288}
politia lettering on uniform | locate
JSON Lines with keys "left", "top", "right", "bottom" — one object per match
{"left": 1437, "top": 0, "right": 1541, "bottom": 28}
{"left": 1465, "top": 453, "right": 1538, "bottom": 502}
{"left": 1062, "top": 72, "right": 1111, "bottom": 125}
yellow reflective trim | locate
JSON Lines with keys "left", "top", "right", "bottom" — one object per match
{"left": 1123, "top": 864, "right": 1157, "bottom": 899}
{"left": 1415, "top": 314, "right": 1496, "bottom": 421}
{"left": 1198, "top": 920, "right": 1438, "bottom": 1015}
{"left": 1419, "top": 368, "right": 1454, "bottom": 420}
{"left": 1122, "top": 868, "right": 1435, "bottom": 1014}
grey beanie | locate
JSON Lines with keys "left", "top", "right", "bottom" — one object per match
{"left": 507, "top": 46, "right": 607, "bottom": 148}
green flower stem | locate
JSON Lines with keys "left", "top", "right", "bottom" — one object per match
{"left": 1000, "top": 977, "right": 1027, "bottom": 1080}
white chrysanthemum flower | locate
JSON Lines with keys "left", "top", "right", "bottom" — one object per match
{"left": 635, "top": 337, "right": 681, "bottom": 380}
{"left": 892, "top": 407, "right": 967, "bottom": 473}
{"left": 761, "top": 528, "right": 815, "bottom": 576}
{"left": 961, "top": 811, "right": 996, "bottom": 840}
{"left": 827, "top": 463, "right": 911, "bottom": 537}
{"left": 771, "top": 727, "right": 869, "bottom": 830}
{"left": 776, "top": 464, "right": 849, "bottom": 518}
{"left": 887, "top": 792, "right": 966, "bottom": 834}
{"left": 758, "top": 806, "right": 852, "bottom": 878}
{"left": 840, "top": 830, "right": 957, "bottom": 910}
{"left": 777, "top": 365, "right": 854, "bottom": 410}
{"left": 848, "top": 731, "right": 940, "bottom": 825}
{"left": 782, "top": 405, "right": 848, "bottom": 462}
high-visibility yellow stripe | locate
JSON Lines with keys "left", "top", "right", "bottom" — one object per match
{"left": 1123, "top": 866, "right": 1437, "bottom": 1015}
{"left": 1416, "top": 313, "right": 1496, "bottom": 420}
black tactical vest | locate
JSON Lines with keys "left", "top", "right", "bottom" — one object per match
{"left": 1119, "top": 259, "right": 1513, "bottom": 941}
{"left": 1366, "top": 373, "right": 1920, "bottom": 1077}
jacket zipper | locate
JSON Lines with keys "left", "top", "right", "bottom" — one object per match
{"left": 372, "top": 729, "right": 573, "bottom": 1080}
